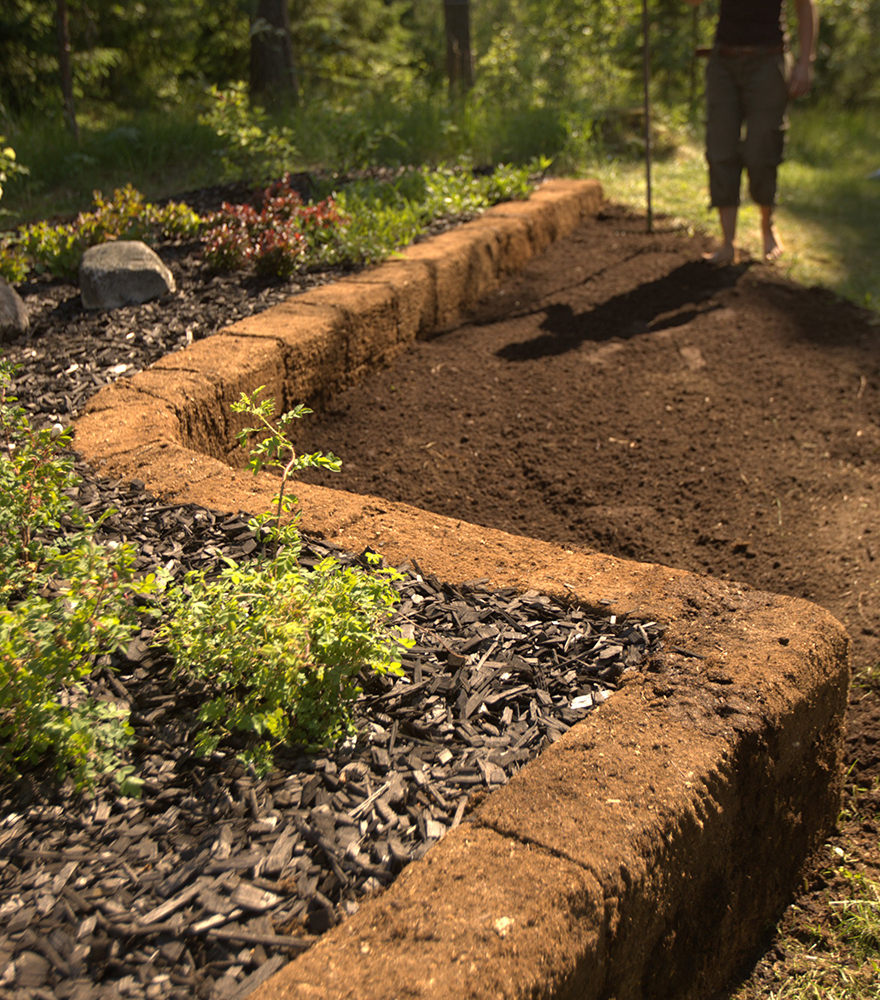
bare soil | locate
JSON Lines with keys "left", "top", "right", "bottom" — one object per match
{"left": 288, "top": 203, "right": 880, "bottom": 990}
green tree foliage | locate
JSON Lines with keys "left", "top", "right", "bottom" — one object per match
{"left": 0, "top": 0, "right": 252, "bottom": 119}
{"left": 288, "top": 0, "right": 417, "bottom": 95}
{"left": 0, "top": 1, "right": 58, "bottom": 118}
{"left": 3, "top": 0, "right": 877, "bottom": 124}
{"left": 0, "top": 0, "right": 877, "bottom": 193}
{"left": 817, "top": 0, "right": 880, "bottom": 104}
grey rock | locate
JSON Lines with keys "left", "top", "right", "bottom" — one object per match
{"left": 79, "top": 240, "right": 176, "bottom": 310}
{"left": 0, "top": 277, "right": 29, "bottom": 341}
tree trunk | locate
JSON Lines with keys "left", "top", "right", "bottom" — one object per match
{"left": 56, "top": 0, "right": 79, "bottom": 142}
{"left": 444, "top": 0, "right": 474, "bottom": 99}
{"left": 249, "top": 0, "right": 299, "bottom": 108}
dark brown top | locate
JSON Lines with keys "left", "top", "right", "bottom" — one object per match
{"left": 716, "top": 0, "right": 787, "bottom": 47}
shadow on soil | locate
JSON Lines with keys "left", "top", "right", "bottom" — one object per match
{"left": 496, "top": 259, "right": 747, "bottom": 360}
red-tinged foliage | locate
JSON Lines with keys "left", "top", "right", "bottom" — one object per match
{"left": 253, "top": 225, "right": 306, "bottom": 278}
{"left": 203, "top": 173, "right": 346, "bottom": 277}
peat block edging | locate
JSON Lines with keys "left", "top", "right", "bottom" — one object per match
{"left": 73, "top": 179, "right": 850, "bottom": 1000}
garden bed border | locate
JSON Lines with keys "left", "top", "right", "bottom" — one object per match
{"left": 73, "top": 179, "right": 850, "bottom": 1000}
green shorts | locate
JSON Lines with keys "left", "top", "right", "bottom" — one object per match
{"left": 705, "top": 50, "right": 791, "bottom": 208}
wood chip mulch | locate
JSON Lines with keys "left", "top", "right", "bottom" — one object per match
{"left": 0, "top": 471, "right": 664, "bottom": 1000}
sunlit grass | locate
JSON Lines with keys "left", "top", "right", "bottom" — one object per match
{"left": 833, "top": 870, "right": 880, "bottom": 960}
{"left": 778, "top": 104, "right": 880, "bottom": 308}
{"left": 1, "top": 108, "right": 224, "bottom": 227}
{"left": 581, "top": 103, "right": 880, "bottom": 311}
{"left": 739, "top": 961, "right": 880, "bottom": 1000}
{"left": 729, "top": 858, "right": 880, "bottom": 1000}
{"left": 3, "top": 98, "right": 879, "bottom": 312}
{"left": 855, "top": 662, "right": 880, "bottom": 691}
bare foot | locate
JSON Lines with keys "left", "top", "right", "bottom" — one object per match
{"left": 702, "top": 244, "right": 736, "bottom": 265}
{"left": 763, "top": 225, "right": 784, "bottom": 261}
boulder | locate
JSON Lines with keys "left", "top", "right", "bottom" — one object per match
{"left": 0, "top": 277, "right": 29, "bottom": 342}
{"left": 80, "top": 240, "right": 176, "bottom": 310}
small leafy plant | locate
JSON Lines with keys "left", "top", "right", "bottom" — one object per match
{"left": 0, "top": 242, "right": 29, "bottom": 284}
{"left": 0, "top": 360, "right": 159, "bottom": 791}
{"left": 157, "top": 388, "right": 407, "bottom": 774}
{"left": 8, "top": 184, "right": 202, "bottom": 281}
{"left": 202, "top": 160, "right": 542, "bottom": 278}
{"left": 199, "top": 83, "right": 299, "bottom": 184}
{"left": 326, "top": 159, "right": 547, "bottom": 267}
{"left": 0, "top": 138, "right": 28, "bottom": 204}
{"left": 230, "top": 387, "right": 342, "bottom": 551}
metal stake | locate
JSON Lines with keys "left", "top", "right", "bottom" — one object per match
{"left": 642, "top": 0, "right": 653, "bottom": 233}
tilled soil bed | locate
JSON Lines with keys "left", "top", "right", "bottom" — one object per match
{"left": 290, "top": 204, "right": 880, "bottom": 778}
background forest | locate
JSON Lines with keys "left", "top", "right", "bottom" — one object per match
{"left": 0, "top": 0, "right": 879, "bottom": 297}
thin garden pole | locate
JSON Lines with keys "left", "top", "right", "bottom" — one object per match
{"left": 689, "top": 4, "right": 699, "bottom": 115}
{"left": 642, "top": 0, "right": 653, "bottom": 233}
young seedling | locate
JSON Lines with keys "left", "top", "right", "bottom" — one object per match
{"left": 231, "top": 386, "right": 341, "bottom": 561}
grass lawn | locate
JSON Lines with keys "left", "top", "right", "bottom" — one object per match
{"left": 3, "top": 100, "right": 879, "bottom": 311}
{"left": 581, "top": 103, "right": 880, "bottom": 311}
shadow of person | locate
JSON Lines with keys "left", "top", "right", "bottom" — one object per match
{"left": 496, "top": 259, "right": 747, "bottom": 362}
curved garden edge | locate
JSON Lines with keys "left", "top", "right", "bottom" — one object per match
{"left": 72, "top": 178, "right": 850, "bottom": 1000}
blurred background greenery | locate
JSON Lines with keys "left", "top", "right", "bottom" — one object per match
{"left": 1, "top": 0, "right": 878, "bottom": 305}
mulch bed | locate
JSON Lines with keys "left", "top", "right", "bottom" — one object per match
{"left": 0, "top": 187, "right": 664, "bottom": 999}
{"left": 3, "top": 175, "right": 476, "bottom": 430}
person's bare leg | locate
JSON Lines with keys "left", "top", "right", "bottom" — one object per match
{"left": 703, "top": 205, "right": 738, "bottom": 264}
{"left": 760, "top": 204, "right": 783, "bottom": 260}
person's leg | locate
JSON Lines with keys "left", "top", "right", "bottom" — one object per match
{"left": 706, "top": 205, "right": 738, "bottom": 264}
{"left": 741, "top": 53, "right": 790, "bottom": 260}
{"left": 760, "top": 204, "right": 783, "bottom": 260}
{"left": 705, "top": 54, "right": 744, "bottom": 262}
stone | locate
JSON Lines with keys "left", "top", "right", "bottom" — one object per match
{"left": 79, "top": 240, "right": 175, "bottom": 310}
{"left": 0, "top": 277, "right": 29, "bottom": 341}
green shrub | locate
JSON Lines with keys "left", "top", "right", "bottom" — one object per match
{"left": 0, "top": 360, "right": 159, "bottom": 791}
{"left": 203, "top": 160, "right": 543, "bottom": 277}
{"left": 329, "top": 159, "right": 545, "bottom": 265}
{"left": 199, "top": 83, "right": 299, "bottom": 184}
{"left": 202, "top": 178, "right": 343, "bottom": 277}
{"left": 156, "top": 388, "right": 407, "bottom": 774}
{"left": 151, "top": 198, "right": 203, "bottom": 240}
{"left": 14, "top": 183, "right": 202, "bottom": 280}
{"left": 0, "top": 243, "right": 30, "bottom": 284}
{"left": 0, "top": 140, "right": 28, "bottom": 204}
{"left": 18, "top": 220, "right": 86, "bottom": 281}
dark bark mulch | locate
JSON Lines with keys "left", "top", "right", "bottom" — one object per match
{"left": 0, "top": 471, "right": 662, "bottom": 1000}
